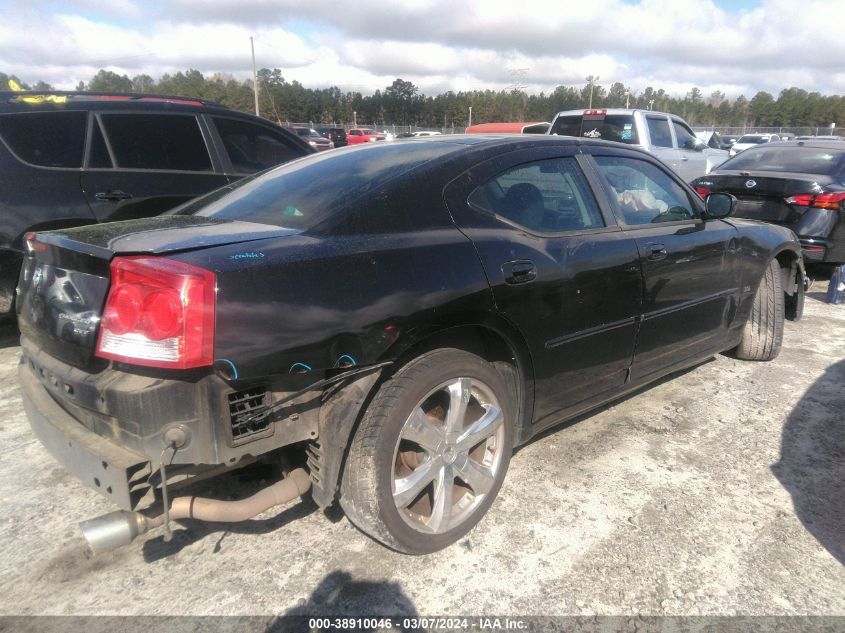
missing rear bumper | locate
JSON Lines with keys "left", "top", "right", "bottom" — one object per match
{"left": 19, "top": 361, "right": 152, "bottom": 510}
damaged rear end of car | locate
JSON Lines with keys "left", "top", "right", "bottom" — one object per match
{"left": 15, "top": 216, "right": 382, "bottom": 553}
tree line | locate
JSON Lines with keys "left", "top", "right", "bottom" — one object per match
{"left": 3, "top": 68, "right": 844, "bottom": 130}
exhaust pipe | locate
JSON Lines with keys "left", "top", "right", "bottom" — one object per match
{"left": 80, "top": 467, "right": 312, "bottom": 554}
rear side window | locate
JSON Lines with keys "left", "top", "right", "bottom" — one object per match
{"left": 550, "top": 114, "right": 639, "bottom": 145}
{"left": 100, "top": 113, "right": 212, "bottom": 171}
{"left": 213, "top": 117, "right": 303, "bottom": 173}
{"left": 468, "top": 157, "right": 605, "bottom": 233}
{"left": 0, "top": 111, "right": 87, "bottom": 168}
{"left": 646, "top": 116, "right": 673, "bottom": 148}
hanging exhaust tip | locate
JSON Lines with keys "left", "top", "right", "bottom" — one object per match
{"left": 79, "top": 467, "right": 312, "bottom": 554}
{"left": 79, "top": 510, "right": 154, "bottom": 555}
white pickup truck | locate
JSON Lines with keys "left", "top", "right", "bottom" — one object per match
{"left": 548, "top": 108, "right": 729, "bottom": 182}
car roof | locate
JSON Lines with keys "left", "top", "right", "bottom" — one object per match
{"left": 380, "top": 133, "right": 647, "bottom": 155}
{"left": 552, "top": 108, "right": 681, "bottom": 119}
{"left": 761, "top": 139, "right": 845, "bottom": 150}
{"left": 0, "top": 90, "right": 235, "bottom": 116}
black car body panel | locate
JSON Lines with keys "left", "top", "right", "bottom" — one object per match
{"left": 17, "top": 135, "right": 804, "bottom": 516}
{"left": 0, "top": 91, "right": 314, "bottom": 316}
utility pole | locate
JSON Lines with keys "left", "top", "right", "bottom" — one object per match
{"left": 586, "top": 75, "right": 600, "bottom": 109}
{"left": 468, "top": 106, "right": 472, "bottom": 129}
{"left": 625, "top": 90, "right": 631, "bottom": 109}
{"left": 353, "top": 111, "right": 357, "bottom": 128}
{"left": 250, "top": 36, "right": 259, "bottom": 116}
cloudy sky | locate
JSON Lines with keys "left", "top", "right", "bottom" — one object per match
{"left": 1, "top": 0, "right": 843, "bottom": 99}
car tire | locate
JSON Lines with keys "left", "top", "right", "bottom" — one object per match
{"left": 735, "top": 258, "right": 784, "bottom": 361}
{"left": 340, "top": 348, "right": 514, "bottom": 554}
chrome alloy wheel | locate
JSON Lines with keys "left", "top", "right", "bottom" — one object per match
{"left": 391, "top": 377, "right": 505, "bottom": 534}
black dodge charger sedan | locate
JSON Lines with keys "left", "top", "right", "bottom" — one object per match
{"left": 17, "top": 135, "right": 804, "bottom": 554}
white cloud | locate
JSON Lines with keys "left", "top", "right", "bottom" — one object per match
{"left": 2, "top": 0, "right": 845, "bottom": 98}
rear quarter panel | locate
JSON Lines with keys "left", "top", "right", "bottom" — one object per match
{"left": 180, "top": 230, "right": 494, "bottom": 383}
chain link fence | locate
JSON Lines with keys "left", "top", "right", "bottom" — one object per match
{"left": 282, "top": 122, "right": 840, "bottom": 138}
{"left": 281, "top": 122, "right": 462, "bottom": 134}
{"left": 692, "top": 126, "right": 839, "bottom": 137}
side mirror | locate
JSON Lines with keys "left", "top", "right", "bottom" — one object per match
{"left": 687, "top": 138, "right": 707, "bottom": 151}
{"left": 704, "top": 192, "right": 735, "bottom": 219}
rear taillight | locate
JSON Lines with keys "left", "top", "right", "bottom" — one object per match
{"left": 96, "top": 256, "right": 215, "bottom": 369}
{"left": 694, "top": 186, "right": 711, "bottom": 199}
{"left": 785, "top": 192, "right": 845, "bottom": 210}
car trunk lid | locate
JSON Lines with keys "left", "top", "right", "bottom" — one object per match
{"left": 17, "top": 216, "right": 298, "bottom": 370}
{"left": 702, "top": 171, "right": 830, "bottom": 224}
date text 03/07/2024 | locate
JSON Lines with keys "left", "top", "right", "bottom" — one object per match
{"left": 306, "top": 617, "right": 528, "bottom": 630}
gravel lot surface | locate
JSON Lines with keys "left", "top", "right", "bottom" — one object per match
{"left": 0, "top": 283, "right": 843, "bottom": 618}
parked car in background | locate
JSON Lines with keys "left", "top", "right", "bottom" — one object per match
{"left": 346, "top": 128, "right": 386, "bottom": 144}
{"left": 17, "top": 135, "right": 803, "bottom": 556}
{"left": 548, "top": 108, "right": 728, "bottom": 181}
{"left": 410, "top": 131, "right": 442, "bottom": 137}
{"left": 729, "top": 133, "right": 781, "bottom": 156}
{"left": 692, "top": 139, "right": 845, "bottom": 265}
{"left": 720, "top": 135, "right": 740, "bottom": 151}
{"left": 315, "top": 126, "right": 348, "bottom": 148}
{"left": 292, "top": 126, "right": 333, "bottom": 151}
{"left": 0, "top": 90, "right": 313, "bottom": 320}
{"left": 466, "top": 122, "right": 550, "bottom": 134}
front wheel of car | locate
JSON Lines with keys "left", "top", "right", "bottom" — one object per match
{"left": 735, "top": 258, "right": 784, "bottom": 361}
{"left": 340, "top": 348, "right": 514, "bottom": 554}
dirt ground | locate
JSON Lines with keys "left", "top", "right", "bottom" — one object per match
{"left": 0, "top": 282, "right": 843, "bottom": 618}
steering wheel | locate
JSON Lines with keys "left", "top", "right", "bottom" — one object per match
{"left": 652, "top": 206, "right": 693, "bottom": 223}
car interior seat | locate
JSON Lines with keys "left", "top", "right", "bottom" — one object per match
{"left": 501, "top": 183, "right": 545, "bottom": 230}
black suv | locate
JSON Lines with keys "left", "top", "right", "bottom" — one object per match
{"left": 315, "top": 125, "right": 347, "bottom": 147}
{"left": 0, "top": 91, "right": 314, "bottom": 317}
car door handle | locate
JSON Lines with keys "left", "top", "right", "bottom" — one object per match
{"left": 502, "top": 260, "right": 537, "bottom": 285}
{"left": 646, "top": 243, "right": 668, "bottom": 261}
{"left": 680, "top": 155, "right": 689, "bottom": 161}
{"left": 94, "top": 190, "right": 133, "bottom": 201}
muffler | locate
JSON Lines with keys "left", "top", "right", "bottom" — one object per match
{"left": 80, "top": 467, "right": 312, "bottom": 554}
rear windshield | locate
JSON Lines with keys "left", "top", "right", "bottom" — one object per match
{"left": 720, "top": 145, "right": 845, "bottom": 176}
{"left": 550, "top": 114, "right": 639, "bottom": 145}
{"left": 737, "top": 135, "right": 768, "bottom": 144}
{"left": 178, "top": 142, "right": 460, "bottom": 229}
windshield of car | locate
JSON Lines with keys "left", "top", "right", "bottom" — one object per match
{"left": 550, "top": 114, "right": 639, "bottom": 145}
{"left": 719, "top": 145, "right": 845, "bottom": 175}
{"left": 737, "top": 135, "right": 768, "bottom": 144}
{"left": 177, "top": 142, "right": 462, "bottom": 229}
{"left": 360, "top": 128, "right": 376, "bottom": 135}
